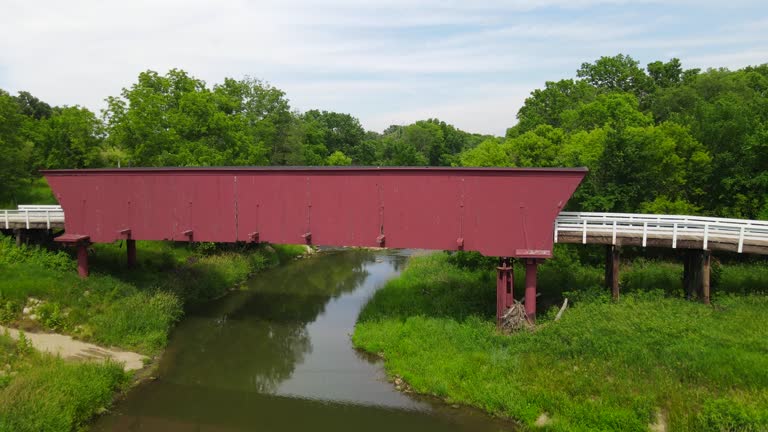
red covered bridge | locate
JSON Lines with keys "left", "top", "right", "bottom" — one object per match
{"left": 43, "top": 167, "right": 587, "bottom": 323}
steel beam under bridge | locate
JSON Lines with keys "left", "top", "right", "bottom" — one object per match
{"left": 43, "top": 166, "right": 588, "bottom": 323}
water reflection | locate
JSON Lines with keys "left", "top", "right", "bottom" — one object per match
{"left": 92, "top": 250, "right": 511, "bottom": 432}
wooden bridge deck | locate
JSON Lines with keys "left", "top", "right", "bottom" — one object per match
{"left": 555, "top": 212, "right": 768, "bottom": 255}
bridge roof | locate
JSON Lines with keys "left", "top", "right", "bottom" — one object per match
{"left": 42, "top": 166, "right": 588, "bottom": 175}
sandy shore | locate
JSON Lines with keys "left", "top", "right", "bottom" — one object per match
{"left": 2, "top": 326, "right": 147, "bottom": 371}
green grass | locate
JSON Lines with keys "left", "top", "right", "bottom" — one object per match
{"left": 0, "top": 235, "right": 306, "bottom": 354}
{"left": 353, "top": 253, "right": 768, "bottom": 431}
{"left": 0, "top": 177, "right": 57, "bottom": 208}
{"left": 0, "top": 332, "right": 129, "bottom": 432}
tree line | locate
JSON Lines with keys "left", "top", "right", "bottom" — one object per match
{"left": 1, "top": 54, "right": 766, "bottom": 219}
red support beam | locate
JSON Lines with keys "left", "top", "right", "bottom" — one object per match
{"left": 496, "top": 257, "right": 513, "bottom": 327}
{"left": 77, "top": 243, "right": 89, "bottom": 278}
{"left": 127, "top": 239, "right": 136, "bottom": 268}
{"left": 505, "top": 259, "right": 515, "bottom": 309}
{"left": 54, "top": 234, "right": 90, "bottom": 278}
{"left": 525, "top": 259, "right": 539, "bottom": 322}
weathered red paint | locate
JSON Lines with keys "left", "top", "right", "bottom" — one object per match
{"left": 525, "top": 259, "right": 539, "bottom": 321}
{"left": 43, "top": 167, "right": 586, "bottom": 258}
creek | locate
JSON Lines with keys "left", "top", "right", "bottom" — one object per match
{"left": 92, "top": 249, "right": 511, "bottom": 432}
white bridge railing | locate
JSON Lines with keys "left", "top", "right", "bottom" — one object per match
{"left": 2, "top": 205, "right": 65, "bottom": 230}
{"left": 555, "top": 212, "right": 768, "bottom": 253}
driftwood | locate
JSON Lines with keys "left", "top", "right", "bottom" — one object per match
{"left": 554, "top": 298, "right": 569, "bottom": 321}
{"left": 500, "top": 301, "right": 533, "bottom": 333}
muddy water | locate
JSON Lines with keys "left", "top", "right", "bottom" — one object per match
{"left": 92, "top": 250, "right": 512, "bottom": 432}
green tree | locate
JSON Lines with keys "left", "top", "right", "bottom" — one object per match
{"left": 13, "top": 91, "right": 52, "bottom": 120}
{"left": 35, "top": 106, "right": 104, "bottom": 169}
{"left": 302, "top": 110, "right": 365, "bottom": 158}
{"left": 514, "top": 79, "right": 597, "bottom": 133}
{"left": 507, "top": 125, "right": 565, "bottom": 167}
{"left": 214, "top": 77, "right": 295, "bottom": 165}
{"left": 577, "top": 54, "right": 653, "bottom": 99}
{"left": 0, "top": 90, "right": 30, "bottom": 201}
{"left": 647, "top": 58, "right": 685, "bottom": 89}
{"left": 560, "top": 92, "right": 653, "bottom": 132}
{"left": 650, "top": 67, "right": 768, "bottom": 217}
{"left": 458, "top": 139, "right": 511, "bottom": 167}
{"left": 380, "top": 131, "right": 428, "bottom": 166}
{"left": 402, "top": 121, "right": 446, "bottom": 165}
{"left": 326, "top": 150, "right": 352, "bottom": 166}
{"left": 588, "top": 124, "right": 709, "bottom": 212}
{"left": 104, "top": 70, "right": 274, "bottom": 167}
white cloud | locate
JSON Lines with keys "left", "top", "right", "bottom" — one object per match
{"left": 1, "top": 0, "right": 766, "bottom": 135}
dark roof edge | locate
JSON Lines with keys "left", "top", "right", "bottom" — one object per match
{"left": 42, "top": 166, "right": 589, "bottom": 174}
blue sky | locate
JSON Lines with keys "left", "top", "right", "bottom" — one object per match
{"left": 1, "top": 0, "right": 766, "bottom": 135}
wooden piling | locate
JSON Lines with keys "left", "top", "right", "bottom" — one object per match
{"left": 702, "top": 250, "right": 711, "bottom": 305}
{"left": 605, "top": 245, "right": 620, "bottom": 300}
{"left": 127, "top": 239, "right": 136, "bottom": 268}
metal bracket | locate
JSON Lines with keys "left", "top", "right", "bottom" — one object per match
{"left": 376, "top": 234, "right": 385, "bottom": 246}
{"left": 182, "top": 230, "right": 194, "bottom": 241}
{"left": 302, "top": 232, "right": 312, "bottom": 244}
{"left": 249, "top": 231, "right": 260, "bottom": 243}
{"left": 456, "top": 237, "right": 464, "bottom": 250}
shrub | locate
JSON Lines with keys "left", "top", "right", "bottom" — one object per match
{"left": 0, "top": 235, "right": 74, "bottom": 272}
{"left": 88, "top": 292, "right": 183, "bottom": 352}
{"left": 36, "top": 302, "right": 67, "bottom": 332}
{"left": 0, "top": 356, "right": 128, "bottom": 432}
{"left": 0, "top": 301, "right": 17, "bottom": 324}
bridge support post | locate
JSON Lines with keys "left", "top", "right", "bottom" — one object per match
{"left": 77, "top": 243, "right": 89, "bottom": 278}
{"left": 127, "top": 239, "right": 136, "bottom": 268}
{"left": 684, "top": 251, "right": 699, "bottom": 300}
{"left": 702, "top": 250, "right": 711, "bottom": 305}
{"left": 683, "top": 250, "right": 711, "bottom": 303}
{"left": 54, "top": 234, "right": 91, "bottom": 278}
{"left": 525, "top": 259, "right": 539, "bottom": 322}
{"left": 605, "top": 245, "right": 620, "bottom": 300}
{"left": 496, "top": 258, "right": 513, "bottom": 327}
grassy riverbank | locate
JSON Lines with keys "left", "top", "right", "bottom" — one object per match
{"left": 353, "top": 252, "right": 768, "bottom": 431}
{"left": 0, "top": 234, "right": 305, "bottom": 431}
{"left": 0, "top": 235, "right": 305, "bottom": 354}
{"left": 0, "top": 332, "right": 129, "bottom": 432}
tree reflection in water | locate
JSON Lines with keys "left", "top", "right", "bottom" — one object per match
{"left": 157, "top": 250, "right": 375, "bottom": 394}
